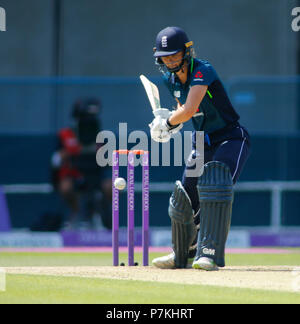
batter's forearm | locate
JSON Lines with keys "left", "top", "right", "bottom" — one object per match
{"left": 168, "top": 85, "right": 207, "bottom": 125}
{"left": 168, "top": 105, "right": 195, "bottom": 125}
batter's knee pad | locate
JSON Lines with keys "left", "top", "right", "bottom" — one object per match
{"left": 195, "top": 161, "right": 234, "bottom": 267}
{"left": 169, "top": 181, "right": 197, "bottom": 268}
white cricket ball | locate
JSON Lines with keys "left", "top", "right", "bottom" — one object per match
{"left": 114, "top": 177, "right": 127, "bottom": 190}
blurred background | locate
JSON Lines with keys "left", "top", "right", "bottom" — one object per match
{"left": 0, "top": 0, "right": 299, "bottom": 247}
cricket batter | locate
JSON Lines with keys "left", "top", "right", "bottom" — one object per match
{"left": 150, "top": 27, "right": 251, "bottom": 270}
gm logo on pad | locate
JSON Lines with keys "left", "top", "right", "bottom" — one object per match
{"left": 0, "top": 7, "right": 6, "bottom": 32}
{"left": 203, "top": 248, "right": 215, "bottom": 256}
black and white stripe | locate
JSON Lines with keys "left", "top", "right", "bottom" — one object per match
{"left": 232, "top": 127, "right": 247, "bottom": 181}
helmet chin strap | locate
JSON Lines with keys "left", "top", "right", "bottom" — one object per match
{"left": 166, "top": 50, "right": 191, "bottom": 73}
{"left": 167, "top": 59, "right": 185, "bottom": 73}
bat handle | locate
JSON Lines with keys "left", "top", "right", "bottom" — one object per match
{"left": 175, "top": 97, "right": 182, "bottom": 107}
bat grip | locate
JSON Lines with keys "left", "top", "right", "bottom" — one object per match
{"left": 175, "top": 97, "right": 182, "bottom": 106}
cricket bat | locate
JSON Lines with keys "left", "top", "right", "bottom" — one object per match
{"left": 140, "top": 74, "right": 182, "bottom": 112}
{"left": 140, "top": 75, "right": 161, "bottom": 112}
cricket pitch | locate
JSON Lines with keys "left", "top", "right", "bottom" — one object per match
{"left": 4, "top": 266, "right": 300, "bottom": 293}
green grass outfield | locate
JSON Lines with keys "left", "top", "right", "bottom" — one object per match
{"left": 0, "top": 250, "right": 300, "bottom": 304}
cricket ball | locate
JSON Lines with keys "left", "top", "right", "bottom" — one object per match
{"left": 114, "top": 177, "right": 126, "bottom": 191}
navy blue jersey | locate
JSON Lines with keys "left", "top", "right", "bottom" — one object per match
{"left": 162, "top": 58, "right": 240, "bottom": 134}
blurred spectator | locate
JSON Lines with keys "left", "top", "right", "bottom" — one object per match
{"left": 51, "top": 98, "right": 112, "bottom": 230}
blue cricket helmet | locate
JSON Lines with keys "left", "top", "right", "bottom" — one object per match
{"left": 153, "top": 27, "right": 194, "bottom": 73}
{"left": 154, "top": 26, "right": 192, "bottom": 57}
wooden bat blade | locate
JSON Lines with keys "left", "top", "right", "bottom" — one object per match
{"left": 140, "top": 74, "right": 161, "bottom": 111}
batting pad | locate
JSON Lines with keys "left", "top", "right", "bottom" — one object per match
{"left": 196, "top": 162, "right": 234, "bottom": 267}
{"left": 169, "top": 181, "right": 197, "bottom": 268}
